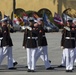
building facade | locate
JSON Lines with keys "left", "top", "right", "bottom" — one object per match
{"left": 0, "top": 0, "right": 76, "bottom": 18}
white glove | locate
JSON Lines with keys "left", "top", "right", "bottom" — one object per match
{"left": 0, "top": 37, "right": 3, "bottom": 40}
{"left": 23, "top": 46, "right": 25, "bottom": 49}
{"left": 25, "top": 26, "right": 32, "bottom": 31}
{"left": 64, "top": 26, "right": 70, "bottom": 31}
{"left": 61, "top": 46, "right": 64, "bottom": 49}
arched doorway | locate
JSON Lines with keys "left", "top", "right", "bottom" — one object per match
{"left": 63, "top": 8, "right": 76, "bottom": 18}
{"left": 38, "top": 8, "right": 52, "bottom": 17}
{"left": 11, "top": 8, "right": 26, "bottom": 19}
{"left": 0, "top": 11, "right": 2, "bottom": 20}
{"left": 25, "top": 10, "right": 37, "bottom": 17}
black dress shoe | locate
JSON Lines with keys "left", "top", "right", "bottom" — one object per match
{"left": 31, "top": 70, "right": 35, "bottom": 72}
{"left": 49, "top": 60, "right": 51, "bottom": 63}
{"left": 27, "top": 69, "right": 31, "bottom": 72}
{"left": 8, "top": 67, "right": 17, "bottom": 70}
{"left": 66, "top": 70, "right": 69, "bottom": 72}
{"left": 25, "top": 66, "right": 28, "bottom": 68}
{"left": 58, "top": 65, "right": 65, "bottom": 68}
{"left": 72, "top": 68, "right": 74, "bottom": 70}
{"left": 69, "top": 70, "right": 73, "bottom": 72}
{"left": 13, "top": 62, "right": 18, "bottom": 66}
{"left": 66, "top": 70, "right": 73, "bottom": 72}
{"left": 46, "top": 67, "right": 54, "bottom": 70}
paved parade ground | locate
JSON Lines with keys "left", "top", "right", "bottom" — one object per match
{"left": 0, "top": 31, "right": 76, "bottom": 75}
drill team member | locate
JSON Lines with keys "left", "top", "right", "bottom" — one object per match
{"left": 23, "top": 17, "right": 38, "bottom": 72}
{"left": 0, "top": 26, "right": 3, "bottom": 59}
{"left": 61, "top": 20, "right": 76, "bottom": 72}
{"left": 58, "top": 29, "right": 66, "bottom": 68}
{"left": 0, "top": 18, "right": 16, "bottom": 69}
{"left": 35, "top": 18, "right": 54, "bottom": 70}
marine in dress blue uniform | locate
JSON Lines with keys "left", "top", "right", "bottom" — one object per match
{"left": 23, "top": 17, "right": 38, "bottom": 72}
{"left": 35, "top": 18, "right": 54, "bottom": 70}
{"left": 61, "top": 20, "right": 76, "bottom": 72}
{"left": 0, "top": 26, "right": 3, "bottom": 63}
{"left": 0, "top": 18, "right": 16, "bottom": 69}
{"left": 58, "top": 29, "right": 66, "bottom": 68}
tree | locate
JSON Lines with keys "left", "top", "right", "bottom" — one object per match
{"left": 53, "top": 0, "right": 67, "bottom": 15}
{"left": 13, "top": 0, "right": 16, "bottom": 14}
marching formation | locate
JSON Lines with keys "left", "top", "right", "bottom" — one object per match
{"left": 22, "top": 17, "right": 54, "bottom": 72}
{"left": 0, "top": 12, "right": 76, "bottom": 73}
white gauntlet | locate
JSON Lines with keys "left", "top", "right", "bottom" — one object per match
{"left": 25, "top": 26, "right": 32, "bottom": 31}
{"left": 23, "top": 46, "right": 25, "bottom": 49}
{"left": 61, "top": 46, "right": 64, "bottom": 49}
{"left": 0, "top": 37, "right": 3, "bottom": 40}
{"left": 64, "top": 26, "right": 70, "bottom": 31}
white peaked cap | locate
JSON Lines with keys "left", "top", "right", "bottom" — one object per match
{"left": 0, "top": 17, "right": 8, "bottom": 22}
{"left": 28, "top": 17, "right": 34, "bottom": 21}
{"left": 34, "top": 20, "right": 38, "bottom": 23}
{"left": 37, "top": 18, "right": 43, "bottom": 21}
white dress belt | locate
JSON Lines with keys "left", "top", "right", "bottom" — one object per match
{"left": 0, "top": 37, "right": 3, "bottom": 40}
{"left": 27, "top": 37, "right": 38, "bottom": 39}
{"left": 65, "top": 37, "right": 75, "bottom": 39}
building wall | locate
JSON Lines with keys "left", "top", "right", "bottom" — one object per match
{"left": 16, "top": 0, "right": 58, "bottom": 15}
{"left": 0, "top": 0, "right": 13, "bottom": 17}
{"left": 0, "top": 0, "right": 76, "bottom": 18}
